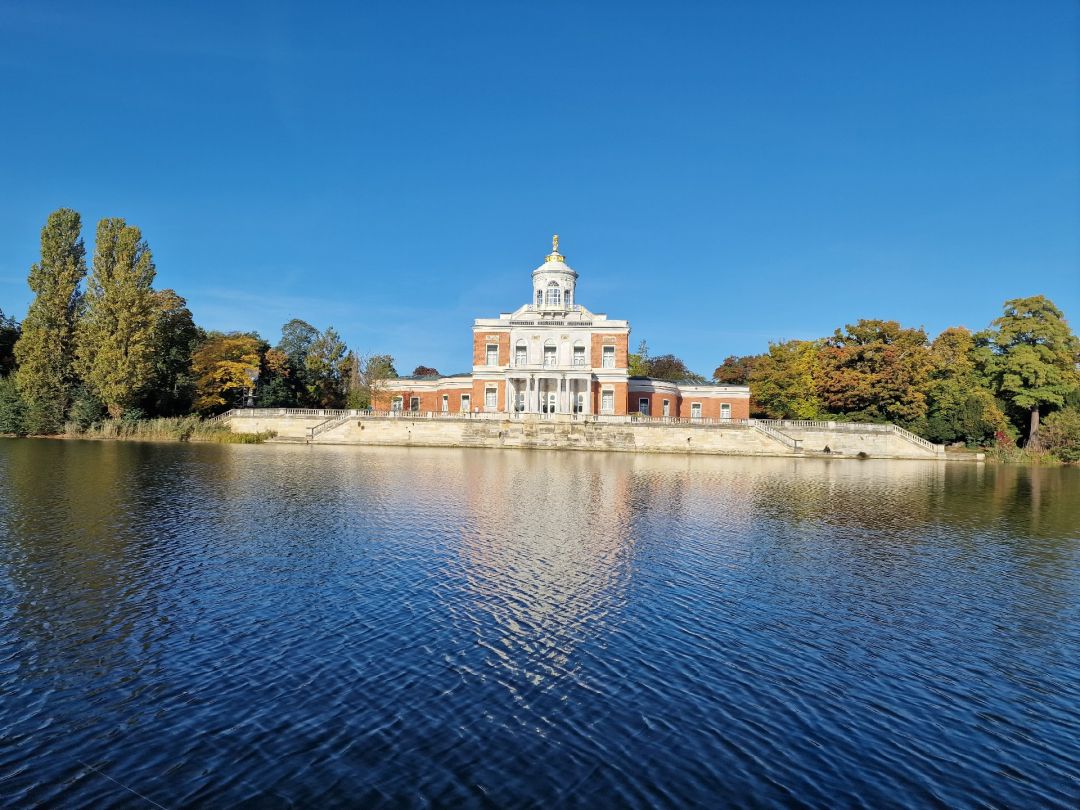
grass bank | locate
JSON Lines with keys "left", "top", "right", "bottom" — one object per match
{"left": 64, "top": 416, "right": 275, "bottom": 444}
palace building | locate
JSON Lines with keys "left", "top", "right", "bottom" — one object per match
{"left": 377, "top": 237, "right": 750, "bottom": 420}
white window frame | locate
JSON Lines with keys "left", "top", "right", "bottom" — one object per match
{"left": 485, "top": 387, "right": 497, "bottom": 410}
{"left": 662, "top": 399, "right": 670, "bottom": 417}
{"left": 721, "top": 403, "right": 731, "bottom": 420}
{"left": 543, "top": 342, "right": 557, "bottom": 368}
{"left": 441, "top": 394, "right": 449, "bottom": 412}
{"left": 486, "top": 343, "right": 498, "bottom": 366}
{"left": 460, "top": 394, "right": 470, "bottom": 412}
{"left": 602, "top": 345, "right": 615, "bottom": 368}
{"left": 391, "top": 396, "right": 403, "bottom": 412}
{"left": 544, "top": 283, "right": 561, "bottom": 307}
{"left": 515, "top": 342, "right": 527, "bottom": 366}
{"left": 691, "top": 402, "right": 702, "bottom": 420}
{"left": 573, "top": 344, "right": 586, "bottom": 367}
{"left": 601, "top": 389, "right": 614, "bottom": 414}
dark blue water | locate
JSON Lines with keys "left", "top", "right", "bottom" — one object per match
{"left": 1, "top": 440, "right": 1078, "bottom": 808}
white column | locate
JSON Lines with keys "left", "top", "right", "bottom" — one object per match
{"left": 507, "top": 378, "right": 515, "bottom": 414}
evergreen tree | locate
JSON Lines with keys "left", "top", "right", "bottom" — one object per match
{"left": 0, "top": 376, "right": 27, "bottom": 435}
{"left": 75, "top": 218, "right": 158, "bottom": 418}
{"left": 984, "top": 296, "right": 1080, "bottom": 448}
{"left": 0, "top": 308, "right": 19, "bottom": 377}
{"left": 13, "top": 208, "right": 87, "bottom": 432}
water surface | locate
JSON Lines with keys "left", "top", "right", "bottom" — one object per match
{"left": 1, "top": 440, "right": 1078, "bottom": 807}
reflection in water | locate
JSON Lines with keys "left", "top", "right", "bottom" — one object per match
{"left": 0, "top": 440, "right": 1078, "bottom": 807}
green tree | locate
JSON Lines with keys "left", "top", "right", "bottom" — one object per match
{"left": 358, "top": 353, "right": 397, "bottom": 409}
{"left": 750, "top": 339, "right": 823, "bottom": 419}
{"left": 0, "top": 376, "right": 27, "bottom": 435}
{"left": 0, "top": 308, "right": 19, "bottom": 377}
{"left": 983, "top": 296, "right": 1080, "bottom": 449}
{"left": 145, "top": 289, "right": 201, "bottom": 416}
{"left": 1041, "top": 407, "right": 1080, "bottom": 462}
{"left": 304, "top": 326, "right": 349, "bottom": 407}
{"left": 191, "top": 332, "right": 264, "bottom": 413}
{"left": 924, "top": 327, "right": 1010, "bottom": 445}
{"left": 817, "top": 320, "right": 932, "bottom": 429}
{"left": 13, "top": 208, "right": 87, "bottom": 432}
{"left": 75, "top": 218, "right": 158, "bottom": 418}
{"left": 628, "top": 339, "right": 650, "bottom": 376}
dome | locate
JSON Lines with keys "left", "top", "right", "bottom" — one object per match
{"left": 531, "top": 234, "right": 578, "bottom": 279}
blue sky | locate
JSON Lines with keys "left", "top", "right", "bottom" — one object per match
{"left": 1, "top": 1, "right": 1077, "bottom": 376}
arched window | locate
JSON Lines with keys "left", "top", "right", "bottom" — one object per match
{"left": 543, "top": 338, "right": 557, "bottom": 368}
{"left": 545, "top": 282, "right": 561, "bottom": 307}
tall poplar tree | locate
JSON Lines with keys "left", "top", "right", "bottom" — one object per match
{"left": 75, "top": 218, "right": 158, "bottom": 418}
{"left": 14, "top": 208, "right": 87, "bottom": 433}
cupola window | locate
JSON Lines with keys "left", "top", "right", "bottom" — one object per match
{"left": 545, "top": 282, "right": 561, "bottom": 307}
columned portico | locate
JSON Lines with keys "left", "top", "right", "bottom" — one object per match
{"left": 505, "top": 374, "right": 592, "bottom": 414}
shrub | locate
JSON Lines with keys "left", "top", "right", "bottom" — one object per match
{"left": 1042, "top": 408, "right": 1080, "bottom": 463}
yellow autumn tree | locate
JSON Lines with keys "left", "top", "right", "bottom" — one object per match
{"left": 191, "top": 332, "right": 263, "bottom": 413}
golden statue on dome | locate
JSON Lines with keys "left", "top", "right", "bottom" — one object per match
{"left": 546, "top": 233, "right": 564, "bottom": 263}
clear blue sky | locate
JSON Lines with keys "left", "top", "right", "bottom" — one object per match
{"left": 1, "top": 1, "right": 1077, "bottom": 376}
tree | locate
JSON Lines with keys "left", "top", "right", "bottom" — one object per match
{"left": 304, "top": 326, "right": 349, "bottom": 407}
{"left": 817, "top": 320, "right": 932, "bottom": 429}
{"left": 75, "top": 218, "right": 158, "bottom": 418}
{"left": 257, "top": 348, "right": 296, "bottom": 407}
{"left": 628, "top": 339, "right": 650, "bottom": 376}
{"left": 924, "top": 327, "right": 1010, "bottom": 445}
{"left": 750, "top": 339, "right": 823, "bottom": 419}
{"left": 191, "top": 332, "right": 264, "bottom": 413}
{"left": 356, "top": 353, "right": 397, "bottom": 409}
{"left": 144, "top": 289, "right": 200, "bottom": 416}
{"left": 0, "top": 309, "right": 19, "bottom": 377}
{"left": 712, "top": 354, "right": 758, "bottom": 385}
{"left": 0, "top": 376, "right": 27, "bottom": 435}
{"left": 647, "top": 353, "right": 705, "bottom": 383}
{"left": 984, "top": 296, "right": 1080, "bottom": 449}
{"left": 412, "top": 365, "right": 440, "bottom": 378}
{"left": 1041, "top": 407, "right": 1080, "bottom": 462}
{"left": 14, "top": 208, "right": 87, "bottom": 432}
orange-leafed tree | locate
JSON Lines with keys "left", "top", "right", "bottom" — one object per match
{"left": 191, "top": 332, "right": 264, "bottom": 413}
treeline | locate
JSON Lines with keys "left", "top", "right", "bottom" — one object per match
{"left": 0, "top": 208, "right": 401, "bottom": 436}
{"left": 709, "top": 302, "right": 1080, "bottom": 459}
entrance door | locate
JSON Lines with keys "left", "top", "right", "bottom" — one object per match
{"left": 516, "top": 391, "right": 526, "bottom": 412}
{"left": 639, "top": 398, "right": 650, "bottom": 416}
{"left": 544, "top": 391, "right": 557, "bottom": 413}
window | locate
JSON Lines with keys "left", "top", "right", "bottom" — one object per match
{"left": 516, "top": 391, "right": 525, "bottom": 412}
{"left": 691, "top": 403, "right": 702, "bottom": 420}
{"left": 460, "top": 394, "right": 470, "bottom": 412}
{"left": 721, "top": 403, "right": 731, "bottom": 420}
{"left": 543, "top": 341, "right": 557, "bottom": 368}
{"left": 573, "top": 344, "right": 586, "bottom": 367}
{"left": 486, "top": 343, "right": 498, "bottom": 366}
{"left": 485, "top": 387, "right": 497, "bottom": 410}
{"left": 536, "top": 289, "right": 543, "bottom": 307}
{"left": 639, "top": 398, "right": 650, "bottom": 416}
{"left": 601, "top": 389, "right": 614, "bottom": 414}
{"left": 409, "top": 396, "right": 420, "bottom": 412}
{"left": 662, "top": 399, "right": 670, "bottom": 417}
{"left": 565, "top": 290, "right": 573, "bottom": 309}
{"left": 391, "top": 396, "right": 403, "bottom": 412}
{"left": 602, "top": 345, "right": 615, "bottom": 368}
{"left": 574, "top": 392, "right": 584, "bottom": 413}
{"left": 515, "top": 341, "right": 527, "bottom": 366}
{"left": 442, "top": 395, "right": 449, "bottom": 412}
{"left": 545, "top": 282, "right": 561, "bottom": 307}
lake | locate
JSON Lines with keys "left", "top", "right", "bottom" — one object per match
{"left": 1, "top": 440, "right": 1078, "bottom": 808}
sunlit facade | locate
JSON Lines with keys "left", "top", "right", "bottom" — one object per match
{"left": 379, "top": 237, "right": 750, "bottom": 419}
